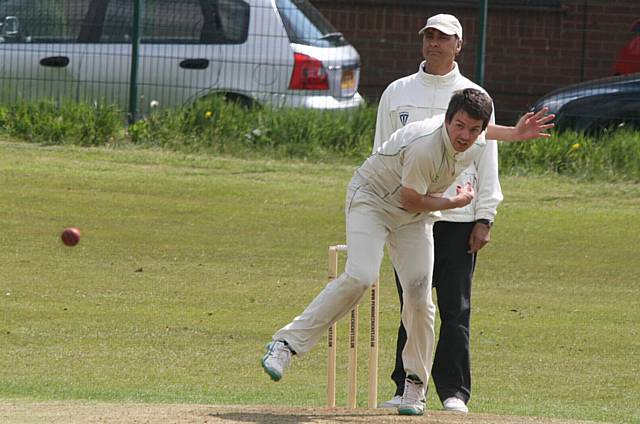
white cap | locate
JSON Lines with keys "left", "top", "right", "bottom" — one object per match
{"left": 418, "top": 14, "right": 463, "bottom": 40}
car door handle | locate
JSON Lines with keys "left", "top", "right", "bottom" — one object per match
{"left": 179, "top": 59, "right": 209, "bottom": 70}
{"left": 40, "top": 56, "right": 70, "bottom": 68}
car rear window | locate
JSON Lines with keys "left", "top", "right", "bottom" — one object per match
{"left": 274, "top": 0, "right": 349, "bottom": 47}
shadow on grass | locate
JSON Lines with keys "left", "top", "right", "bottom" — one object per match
{"left": 207, "top": 411, "right": 400, "bottom": 423}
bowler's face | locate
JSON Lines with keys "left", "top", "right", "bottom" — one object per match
{"left": 445, "top": 111, "right": 485, "bottom": 152}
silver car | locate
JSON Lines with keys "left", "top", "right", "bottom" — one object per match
{"left": 0, "top": 0, "right": 364, "bottom": 112}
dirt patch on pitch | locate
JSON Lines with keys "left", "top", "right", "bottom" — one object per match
{"left": 0, "top": 401, "right": 606, "bottom": 424}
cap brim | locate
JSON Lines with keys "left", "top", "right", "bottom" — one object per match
{"left": 418, "top": 24, "right": 458, "bottom": 36}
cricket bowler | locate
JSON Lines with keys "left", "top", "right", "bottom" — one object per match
{"left": 262, "top": 88, "right": 493, "bottom": 416}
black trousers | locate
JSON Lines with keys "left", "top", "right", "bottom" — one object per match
{"left": 391, "top": 221, "right": 476, "bottom": 404}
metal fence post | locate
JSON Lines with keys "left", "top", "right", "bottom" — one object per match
{"left": 475, "top": 0, "right": 488, "bottom": 86}
{"left": 128, "top": 0, "right": 141, "bottom": 125}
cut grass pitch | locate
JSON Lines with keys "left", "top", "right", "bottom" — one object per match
{"left": 0, "top": 401, "right": 610, "bottom": 423}
{"left": 0, "top": 140, "right": 638, "bottom": 424}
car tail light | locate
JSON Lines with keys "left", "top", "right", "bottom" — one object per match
{"left": 289, "top": 53, "right": 329, "bottom": 90}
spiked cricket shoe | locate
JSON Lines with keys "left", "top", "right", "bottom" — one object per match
{"left": 261, "top": 340, "right": 292, "bottom": 381}
{"left": 397, "top": 375, "right": 426, "bottom": 416}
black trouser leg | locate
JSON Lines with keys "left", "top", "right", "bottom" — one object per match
{"left": 431, "top": 221, "right": 476, "bottom": 404}
{"left": 390, "top": 269, "right": 406, "bottom": 396}
{"left": 389, "top": 221, "right": 477, "bottom": 402}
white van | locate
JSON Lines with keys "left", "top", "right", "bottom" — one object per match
{"left": 0, "top": 0, "right": 364, "bottom": 112}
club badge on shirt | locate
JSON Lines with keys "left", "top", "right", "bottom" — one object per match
{"left": 399, "top": 112, "right": 409, "bottom": 126}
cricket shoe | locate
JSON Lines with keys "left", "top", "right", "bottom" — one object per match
{"left": 443, "top": 396, "right": 468, "bottom": 413}
{"left": 261, "top": 340, "right": 292, "bottom": 381}
{"left": 378, "top": 395, "right": 402, "bottom": 409}
{"left": 397, "top": 375, "right": 426, "bottom": 415}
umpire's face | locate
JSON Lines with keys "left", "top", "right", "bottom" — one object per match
{"left": 422, "top": 28, "right": 462, "bottom": 74}
{"left": 445, "top": 111, "right": 484, "bottom": 152}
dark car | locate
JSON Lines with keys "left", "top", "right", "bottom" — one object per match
{"left": 530, "top": 73, "right": 640, "bottom": 134}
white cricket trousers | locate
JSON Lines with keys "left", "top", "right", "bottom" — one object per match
{"left": 273, "top": 176, "right": 437, "bottom": 385}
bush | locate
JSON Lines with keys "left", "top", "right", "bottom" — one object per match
{"left": 499, "top": 130, "right": 640, "bottom": 181}
{"left": 128, "top": 96, "right": 375, "bottom": 162}
{"left": 0, "top": 100, "right": 122, "bottom": 146}
{"left": 1, "top": 98, "right": 639, "bottom": 180}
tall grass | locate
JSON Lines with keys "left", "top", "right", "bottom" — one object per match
{"left": 0, "top": 98, "right": 639, "bottom": 179}
{"left": 128, "top": 96, "right": 375, "bottom": 163}
{"left": 499, "top": 129, "right": 640, "bottom": 181}
{"left": 0, "top": 100, "right": 122, "bottom": 146}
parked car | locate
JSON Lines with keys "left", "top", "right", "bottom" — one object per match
{"left": 613, "top": 18, "right": 640, "bottom": 76}
{"left": 529, "top": 73, "right": 640, "bottom": 134}
{"left": 0, "top": 0, "right": 364, "bottom": 113}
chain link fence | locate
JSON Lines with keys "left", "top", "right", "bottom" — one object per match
{"left": 313, "top": 0, "right": 639, "bottom": 129}
{"left": 0, "top": 0, "right": 364, "bottom": 120}
{"left": 0, "top": 0, "right": 638, "bottom": 131}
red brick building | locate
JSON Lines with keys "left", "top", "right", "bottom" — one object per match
{"left": 311, "top": 0, "right": 640, "bottom": 123}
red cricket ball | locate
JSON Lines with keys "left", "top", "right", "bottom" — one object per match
{"left": 61, "top": 227, "right": 81, "bottom": 247}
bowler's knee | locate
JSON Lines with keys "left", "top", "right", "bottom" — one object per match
{"left": 343, "top": 272, "right": 376, "bottom": 291}
{"left": 402, "top": 275, "right": 432, "bottom": 307}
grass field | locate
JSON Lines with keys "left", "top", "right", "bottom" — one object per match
{"left": 0, "top": 140, "right": 638, "bottom": 423}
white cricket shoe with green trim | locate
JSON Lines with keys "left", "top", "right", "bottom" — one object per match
{"left": 261, "top": 340, "right": 292, "bottom": 381}
{"left": 397, "top": 375, "right": 426, "bottom": 416}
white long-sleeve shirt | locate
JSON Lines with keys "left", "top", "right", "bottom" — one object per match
{"left": 373, "top": 61, "right": 503, "bottom": 222}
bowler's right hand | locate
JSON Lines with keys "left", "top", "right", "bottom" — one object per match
{"left": 453, "top": 182, "right": 474, "bottom": 207}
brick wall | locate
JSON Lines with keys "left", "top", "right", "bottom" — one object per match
{"left": 311, "top": 0, "right": 640, "bottom": 124}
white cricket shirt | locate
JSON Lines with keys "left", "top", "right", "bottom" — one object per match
{"left": 373, "top": 61, "right": 503, "bottom": 223}
{"left": 356, "top": 117, "right": 486, "bottom": 216}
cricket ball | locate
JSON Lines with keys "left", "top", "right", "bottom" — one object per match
{"left": 61, "top": 227, "right": 81, "bottom": 247}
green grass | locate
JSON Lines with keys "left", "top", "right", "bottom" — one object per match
{"left": 0, "top": 140, "right": 639, "bottom": 423}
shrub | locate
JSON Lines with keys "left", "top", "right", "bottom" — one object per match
{"left": 1, "top": 98, "right": 639, "bottom": 181}
{"left": 499, "top": 130, "right": 640, "bottom": 181}
{"left": 127, "top": 96, "right": 375, "bottom": 163}
{"left": 0, "top": 100, "right": 122, "bottom": 146}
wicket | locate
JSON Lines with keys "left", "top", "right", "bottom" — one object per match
{"left": 326, "top": 244, "right": 379, "bottom": 409}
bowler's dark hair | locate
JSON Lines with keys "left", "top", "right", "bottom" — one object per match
{"left": 445, "top": 88, "right": 493, "bottom": 131}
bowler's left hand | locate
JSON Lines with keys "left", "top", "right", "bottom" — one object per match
{"left": 513, "top": 107, "right": 555, "bottom": 140}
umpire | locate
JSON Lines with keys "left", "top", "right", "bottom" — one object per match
{"left": 374, "top": 14, "right": 502, "bottom": 413}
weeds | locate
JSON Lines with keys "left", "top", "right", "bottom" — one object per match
{"left": 0, "top": 98, "right": 638, "bottom": 180}
{"left": 499, "top": 129, "right": 640, "bottom": 181}
{"left": 0, "top": 100, "right": 122, "bottom": 146}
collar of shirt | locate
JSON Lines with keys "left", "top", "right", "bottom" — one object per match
{"left": 440, "top": 125, "right": 464, "bottom": 160}
{"left": 418, "top": 60, "right": 460, "bottom": 86}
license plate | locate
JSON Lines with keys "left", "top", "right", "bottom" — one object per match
{"left": 341, "top": 69, "right": 355, "bottom": 90}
